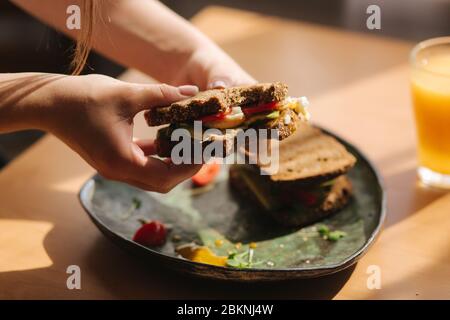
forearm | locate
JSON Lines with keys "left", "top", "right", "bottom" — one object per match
{"left": 11, "top": 0, "right": 220, "bottom": 83}
{"left": 0, "top": 73, "right": 76, "bottom": 133}
{"left": 97, "top": 0, "right": 220, "bottom": 83}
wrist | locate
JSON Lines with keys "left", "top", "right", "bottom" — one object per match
{"left": 0, "top": 73, "right": 78, "bottom": 133}
{"left": 28, "top": 74, "right": 82, "bottom": 133}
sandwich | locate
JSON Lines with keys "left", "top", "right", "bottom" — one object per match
{"left": 229, "top": 123, "right": 357, "bottom": 227}
{"left": 144, "top": 82, "right": 310, "bottom": 158}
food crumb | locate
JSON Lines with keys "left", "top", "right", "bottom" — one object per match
{"left": 266, "top": 261, "right": 275, "bottom": 267}
{"left": 249, "top": 242, "right": 257, "bottom": 249}
{"left": 303, "top": 236, "right": 308, "bottom": 241}
{"left": 235, "top": 242, "right": 242, "bottom": 249}
{"left": 215, "top": 239, "right": 224, "bottom": 247}
{"left": 305, "top": 260, "right": 310, "bottom": 264}
{"left": 172, "top": 234, "right": 181, "bottom": 242}
{"left": 279, "top": 244, "right": 284, "bottom": 248}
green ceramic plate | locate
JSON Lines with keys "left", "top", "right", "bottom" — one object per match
{"left": 79, "top": 128, "right": 385, "bottom": 281}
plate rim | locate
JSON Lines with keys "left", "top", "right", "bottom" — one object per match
{"left": 78, "top": 127, "right": 387, "bottom": 278}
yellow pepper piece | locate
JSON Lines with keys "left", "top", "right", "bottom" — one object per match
{"left": 177, "top": 245, "right": 227, "bottom": 267}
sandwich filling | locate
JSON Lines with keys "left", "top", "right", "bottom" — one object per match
{"left": 198, "top": 96, "right": 310, "bottom": 130}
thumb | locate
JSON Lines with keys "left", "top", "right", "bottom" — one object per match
{"left": 131, "top": 83, "right": 199, "bottom": 113}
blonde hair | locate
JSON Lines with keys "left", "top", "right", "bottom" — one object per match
{"left": 71, "top": 0, "right": 98, "bottom": 75}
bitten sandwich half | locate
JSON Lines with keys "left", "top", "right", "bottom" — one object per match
{"left": 144, "top": 82, "right": 310, "bottom": 157}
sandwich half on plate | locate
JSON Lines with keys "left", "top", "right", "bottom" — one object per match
{"left": 144, "top": 82, "right": 310, "bottom": 158}
{"left": 229, "top": 123, "right": 357, "bottom": 227}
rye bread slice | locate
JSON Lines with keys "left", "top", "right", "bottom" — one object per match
{"left": 265, "top": 123, "right": 356, "bottom": 184}
{"left": 229, "top": 165, "right": 353, "bottom": 227}
{"left": 145, "top": 82, "right": 288, "bottom": 126}
{"left": 145, "top": 89, "right": 228, "bottom": 126}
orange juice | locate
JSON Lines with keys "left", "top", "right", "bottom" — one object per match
{"left": 411, "top": 38, "right": 450, "bottom": 184}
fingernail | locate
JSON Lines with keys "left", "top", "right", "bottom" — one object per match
{"left": 178, "top": 85, "right": 199, "bottom": 96}
{"left": 208, "top": 80, "right": 227, "bottom": 89}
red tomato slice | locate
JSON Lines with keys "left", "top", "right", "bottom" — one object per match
{"left": 199, "top": 109, "right": 231, "bottom": 123}
{"left": 242, "top": 101, "right": 278, "bottom": 116}
{"left": 192, "top": 162, "right": 221, "bottom": 187}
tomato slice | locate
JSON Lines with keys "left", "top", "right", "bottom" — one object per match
{"left": 199, "top": 102, "right": 278, "bottom": 122}
{"left": 242, "top": 101, "right": 278, "bottom": 117}
{"left": 192, "top": 162, "right": 221, "bottom": 187}
{"left": 199, "top": 109, "right": 231, "bottom": 123}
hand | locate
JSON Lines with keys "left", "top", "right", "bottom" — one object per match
{"left": 45, "top": 74, "right": 201, "bottom": 193}
{"left": 173, "top": 46, "right": 257, "bottom": 90}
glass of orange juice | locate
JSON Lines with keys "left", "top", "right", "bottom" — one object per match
{"left": 410, "top": 37, "right": 450, "bottom": 188}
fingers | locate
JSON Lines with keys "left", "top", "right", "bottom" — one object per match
{"left": 98, "top": 142, "right": 201, "bottom": 193}
{"left": 207, "top": 62, "right": 257, "bottom": 89}
{"left": 124, "top": 158, "right": 202, "bottom": 193}
{"left": 130, "top": 83, "right": 199, "bottom": 114}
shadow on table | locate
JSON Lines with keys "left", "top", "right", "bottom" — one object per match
{"left": 383, "top": 167, "right": 448, "bottom": 228}
{"left": 370, "top": 146, "right": 448, "bottom": 228}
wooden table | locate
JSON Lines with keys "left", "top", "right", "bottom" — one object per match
{"left": 1, "top": 6, "right": 449, "bottom": 299}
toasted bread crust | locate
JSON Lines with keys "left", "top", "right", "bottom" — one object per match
{"left": 228, "top": 82, "right": 288, "bottom": 108}
{"left": 145, "top": 82, "right": 289, "bottom": 126}
{"left": 266, "top": 123, "right": 357, "bottom": 183}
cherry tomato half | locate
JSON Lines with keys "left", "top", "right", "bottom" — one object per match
{"left": 133, "top": 220, "right": 167, "bottom": 247}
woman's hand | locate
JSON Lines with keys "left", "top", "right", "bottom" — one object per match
{"left": 173, "top": 46, "right": 257, "bottom": 90}
{"left": 43, "top": 74, "right": 201, "bottom": 192}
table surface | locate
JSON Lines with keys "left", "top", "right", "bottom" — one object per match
{"left": 1, "top": 6, "right": 449, "bottom": 299}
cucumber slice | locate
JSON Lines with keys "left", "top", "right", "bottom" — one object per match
{"left": 265, "top": 110, "right": 280, "bottom": 119}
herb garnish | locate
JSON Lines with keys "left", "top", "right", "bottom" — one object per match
{"left": 317, "top": 224, "right": 347, "bottom": 241}
{"left": 328, "top": 231, "right": 347, "bottom": 241}
{"left": 226, "top": 248, "right": 262, "bottom": 269}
